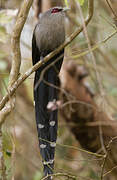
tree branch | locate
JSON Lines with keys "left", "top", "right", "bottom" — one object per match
{"left": 0, "top": 0, "right": 94, "bottom": 122}
{"left": 0, "top": 0, "right": 33, "bottom": 123}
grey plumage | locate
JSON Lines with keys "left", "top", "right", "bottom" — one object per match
{"left": 33, "top": 7, "right": 65, "bottom": 63}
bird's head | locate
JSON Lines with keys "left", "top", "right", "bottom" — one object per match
{"left": 39, "top": 6, "right": 70, "bottom": 27}
{"left": 51, "top": 7, "right": 70, "bottom": 14}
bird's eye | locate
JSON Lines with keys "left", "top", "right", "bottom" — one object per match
{"left": 51, "top": 8, "right": 62, "bottom": 14}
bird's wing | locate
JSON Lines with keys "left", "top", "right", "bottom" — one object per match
{"left": 32, "top": 28, "right": 40, "bottom": 65}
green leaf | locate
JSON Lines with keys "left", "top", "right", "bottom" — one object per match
{"left": 64, "top": 0, "right": 69, "bottom": 7}
{"left": 6, "top": 150, "right": 12, "bottom": 157}
{"left": 0, "top": 60, "right": 7, "bottom": 70}
{"left": 0, "top": 9, "right": 18, "bottom": 24}
{"left": 33, "top": 171, "right": 43, "bottom": 180}
{"left": 0, "top": 26, "right": 9, "bottom": 43}
{"left": 0, "top": 50, "right": 8, "bottom": 58}
{"left": 0, "top": 12, "right": 12, "bottom": 24}
{"left": 77, "top": 0, "right": 85, "bottom": 5}
{"left": 110, "top": 88, "right": 117, "bottom": 96}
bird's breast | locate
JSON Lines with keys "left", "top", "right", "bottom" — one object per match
{"left": 35, "top": 19, "right": 65, "bottom": 57}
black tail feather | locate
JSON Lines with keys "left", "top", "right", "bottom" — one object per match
{"left": 34, "top": 56, "right": 63, "bottom": 177}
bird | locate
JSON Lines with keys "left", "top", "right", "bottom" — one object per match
{"left": 32, "top": 6, "right": 69, "bottom": 179}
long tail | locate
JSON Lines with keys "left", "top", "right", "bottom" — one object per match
{"left": 34, "top": 55, "right": 63, "bottom": 179}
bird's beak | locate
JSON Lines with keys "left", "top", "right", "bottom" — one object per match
{"left": 63, "top": 7, "right": 70, "bottom": 12}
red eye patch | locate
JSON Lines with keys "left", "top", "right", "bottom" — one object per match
{"left": 51, "top": 8, "right": 62, "bottom": 14}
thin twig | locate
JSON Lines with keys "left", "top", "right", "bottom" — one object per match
{"left": 100, "top": 136, "right": 117, "bottom": 179}
{"left": 103, "top": 165, "right": 117, "bottom": 177}
{"left": 73, "top": 30, "right": 117, "bottom": 59}
{"left": 106, "top": 0, "right": 117, "bottom": 19}
{"left": 41, "top": 172, "right": 92, "bottom": 180}
{"left": 100, "top": 153, "right": 108, "bottom": 180}
{"left": 39, "top": 137, "right": 103, "bottom": 158}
